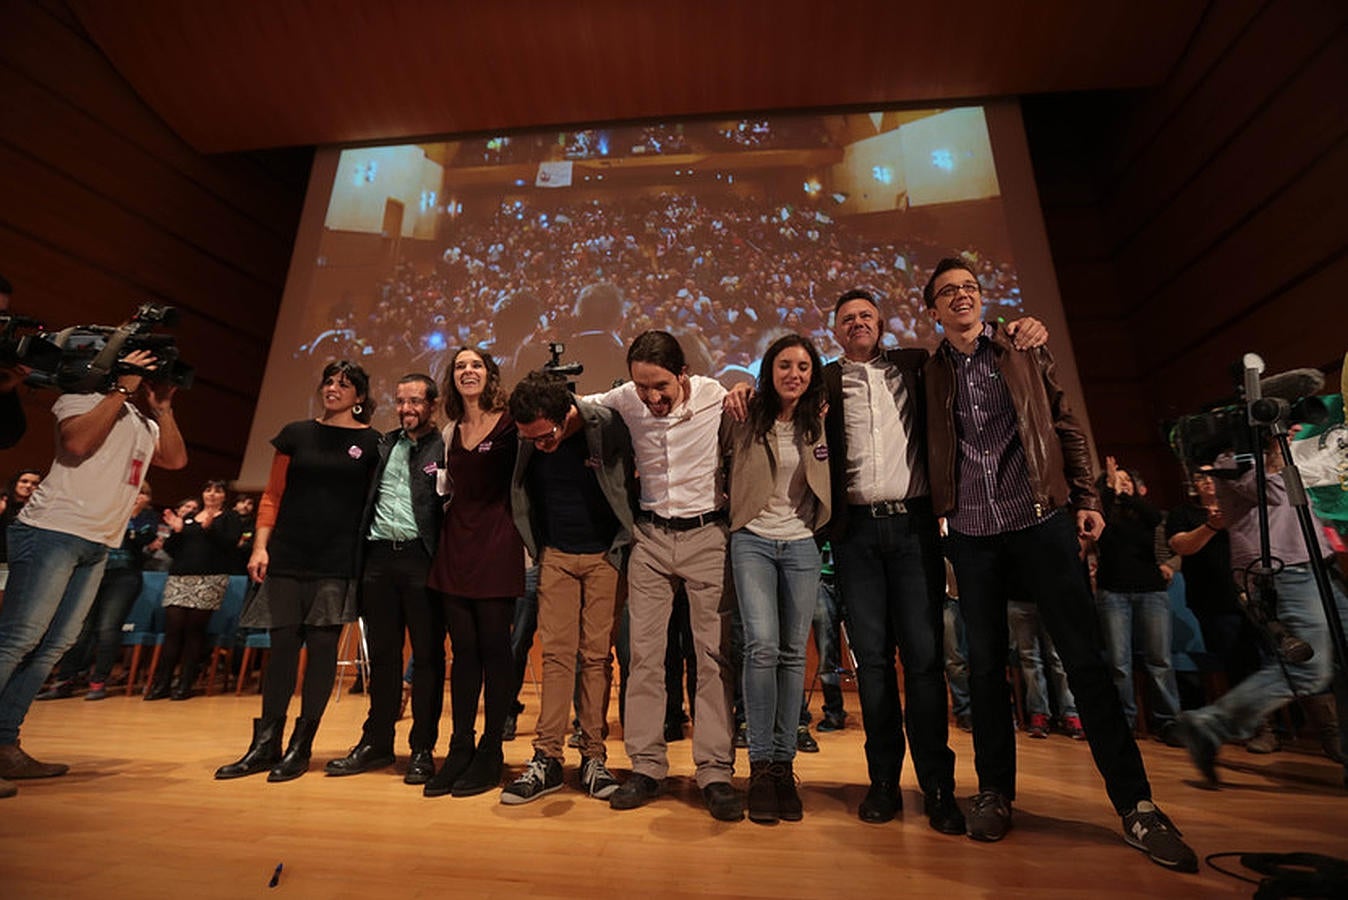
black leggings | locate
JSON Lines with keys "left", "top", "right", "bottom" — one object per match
{"left": 158, "top": 606, "right": 214, "bottom": 691}
{"left": 261, "top": 624, "right": 342, "bottom": 722}
{"left": 444, "top": 595, "right": 515, "bottom": 752}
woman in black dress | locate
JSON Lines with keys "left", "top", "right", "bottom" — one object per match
{"left": 144, "top": 479, "right": 241, "bottom": 701}
{"left": 216, "top": 361, "right": 380, "bottom": 782}
{"left": 423, "top": 347, "right": 525, "bottom": 798}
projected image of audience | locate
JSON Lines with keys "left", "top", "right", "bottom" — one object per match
{"left": 254, "top": 105, "right": 1030, "bottom": 468}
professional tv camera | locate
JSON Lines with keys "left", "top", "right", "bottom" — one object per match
{"left": 1167, "top": 354, "right": 1347, "bottom": 673}
{"left": 0, "top": 302, "right": 194, "bottom": 394}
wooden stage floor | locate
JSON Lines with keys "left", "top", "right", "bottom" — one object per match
{"left": 3, "top": 686, "right": 1345, "bottom": 898}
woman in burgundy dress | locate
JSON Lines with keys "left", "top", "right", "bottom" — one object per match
{"left": 423, "top": 347, "right": 525, "bottom": 798}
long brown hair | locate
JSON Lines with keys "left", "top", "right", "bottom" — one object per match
{"left": 442, "top": 347, "right": 507, "bottom": 421}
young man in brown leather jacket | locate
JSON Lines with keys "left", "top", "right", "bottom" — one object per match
{"left": 922, "top": 256, "right": 1197, "bottom": 873}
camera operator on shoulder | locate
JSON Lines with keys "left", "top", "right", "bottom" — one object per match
{"left": 1174, "top": 437, "right": 1348, "bottom": 786}
{"left": 0, "top": 347, "right": 187, "bottom": 798}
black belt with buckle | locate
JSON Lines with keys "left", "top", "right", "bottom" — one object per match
{"left": 637, "top": 509, "right": 727, "bottom": 531}
{"left": 850, "top": 498, "right": 928, "bottom": 518}
{"left": 368, "top": 537, "right": 422, "bottom": 552}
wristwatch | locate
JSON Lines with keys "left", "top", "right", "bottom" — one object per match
{"left": 112, "top": 385, "right": 133, "bottom": 397}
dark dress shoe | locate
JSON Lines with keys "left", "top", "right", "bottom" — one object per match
{"left": 404, "top": 748, "right": 436, "bottom": 785}
{"left": 143, "top": 682, "right": 172, "bottom": 701}
{"left": 858, "top": 781, "right": 901, "bottom": 823}
{"left": 702, "top": 780, "right": 744, "bottom": 822}
{"left": 325, "top": 743, "right": 395, "bottom": 776}
{"left": 451, "top": 748, "right": 503, "bottom": 797}
{"left": 609, "top": 772, "right": 663, "bottom": 810}
{"left": 423, "top": 743, "right": 475, "bottom": 798}
{"left": 170, "top": 686, "right": 194, "bottom": 701}
{"left": 924, "top": 787, "right": 966, "bottom": 835}
{"left": 664, "top": 720, "right": 685, "bottom": 742}
{"left": 502, "top": 714, "right": 518, "bottom": 742}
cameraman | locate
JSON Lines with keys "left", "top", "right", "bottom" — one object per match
{"left": 1175, "top": 442, "right": 1348, "bottom": 784}
{"left": 0, "top": 348, "right": 186, "bottom": 798}
{"left": 0, "top": 275, "right": 27, "bottom": 449}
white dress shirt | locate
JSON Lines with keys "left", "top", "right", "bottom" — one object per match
{"left": 590, "top": 375, "right": 726, "bottom": 517}
{"left": 840, "top": 355, "right": 926, "bottom": 503}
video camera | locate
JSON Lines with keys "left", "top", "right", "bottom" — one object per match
{"left": 1168, "top": 361, "right": 1328, "bottom": 466}
{"left": 0, "top": 302, "right": 194, "bottom": 394}
{"left": 542, "top": 341, "right": 583, "bottom": 380}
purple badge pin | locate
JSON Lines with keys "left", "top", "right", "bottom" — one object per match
{"left": 813, "top": 444, "right": 829, "bottom": 461}
{"left": 348, "top": 445, "right": 363, "bottom": 459}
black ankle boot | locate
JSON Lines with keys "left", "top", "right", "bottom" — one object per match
{"left": 268, "top": 717, "right": 319, "bottom": 782}
{"left": 143, "top": 679, "right": 172, "bottom": 701}
{"left": 451, "top": 743, "right": 503, "bottom": 797}
{"left": 215, "top": 718, "right": 284, "bottom": 779}
{"left": 747, "top": 759, "right": 778, "bottom": 824}
{"left": 423, "top": 737, "right": 475, "bottom": 798}
{"left": 773, "top": 760, "right": 802, "bottom": 822}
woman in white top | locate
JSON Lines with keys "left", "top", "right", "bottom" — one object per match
{"left": 721, "top": 334, "right": 831, "bottom": 825}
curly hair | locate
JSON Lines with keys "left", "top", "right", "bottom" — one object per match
{"left": 443, "top": 347, "right": 507, "bottom": 421}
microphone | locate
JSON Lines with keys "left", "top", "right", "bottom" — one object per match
{"left": 1259, "top": 368, "right": 1324, "bottom": 402}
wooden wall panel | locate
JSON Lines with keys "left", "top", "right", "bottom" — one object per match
{"left": 1133, "top": 138, "right": 1348, "bottom": 368}
{"left": 1106, "top": 0, "right": 1348, "bottom": 242}
{"left": 1118, "top": 34, "right": 1348, "bottom": 303}
{"left": 1024, "top": 0, "right": 1347, "bottom": 507}
{"left": 4, "top": 1, "right": 302, "bottom": 233}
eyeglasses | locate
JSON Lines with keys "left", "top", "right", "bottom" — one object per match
{"left": 522, "top": 424, "right": 560, "bottom": 446}
{"left": 934, "top": 281, "right": 981, "bottom": 301}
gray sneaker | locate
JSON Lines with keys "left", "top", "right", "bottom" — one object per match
{"left": 500, "top": 752, "right": 563, "bottom": 805}
{"left": 1122, "top": 802, "right": 1198, "bottom": 873}
{"left": 580, "top": 757, "right": 620, "bottom": 800}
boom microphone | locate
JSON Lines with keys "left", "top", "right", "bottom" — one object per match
{"left": 1259, "top": 368, "right": 1324, "bottom": 402}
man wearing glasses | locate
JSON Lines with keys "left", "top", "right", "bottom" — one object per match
{"left": 922, "top": 257, "right": 1197, "bottom": 872}
{"left": 498, "top": 370, "right": 636, "bottom": 803}
{"left": 325, "top": 373, "right": 447, "bottom": 786}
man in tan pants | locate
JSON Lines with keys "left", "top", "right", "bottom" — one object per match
{"left": 501, "top": 372, "right": 636, "bottom": 803}
{"left": 590, "top": 331, "right": 742, "bottom": 821}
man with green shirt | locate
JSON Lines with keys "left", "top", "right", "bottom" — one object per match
{"left": 325, "top": 373, "right": 447, "bottom": 785}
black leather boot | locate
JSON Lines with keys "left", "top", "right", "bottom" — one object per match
{"left": 268, "top": 717, "right": 319, "bottom": 782}
{"left": 451, "top": 742, "right": 503, "bottom": 797}
{"left": 215, "top": 718, "right": 284, "bottom": 780}
{"left": 423, "top": 735, "right": 475, "bottom": 798}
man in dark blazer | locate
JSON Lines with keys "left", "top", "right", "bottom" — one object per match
{"left": 325, "top": 373, "right": 446, "bottom": 785}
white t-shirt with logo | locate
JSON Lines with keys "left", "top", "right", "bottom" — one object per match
{"left": 20, "top": 393, "right": 160, "bottom": 547}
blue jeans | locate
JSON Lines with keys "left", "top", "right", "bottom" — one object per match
{"left": 57, "top": 567, "right": 144, "bottom": 684}
{"left": 1008, "top": 599, "right": 1076, "bottom": 719}
{"left": 833, "top": 507, "right": 954, "bottom": 792}
{"left": 1185, "top": 564, "right": 1348, "bottom": 744}
{"left": 0, "top": 523, "right": 109, "bottom": 743}
{"left": 731, "top": 531, "right": 820, "bottom": 762}
{"left": 800, "top": 574, "right": 846, "bottom": 725}
{"left": 1096, "top": 589, "right": 1180, "bottom": 728}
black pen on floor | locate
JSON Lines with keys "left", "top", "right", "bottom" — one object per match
{"left": 269, "top": 863, "right": 283, "bottom": 888}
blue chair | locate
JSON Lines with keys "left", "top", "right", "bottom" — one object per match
{"left": 122, "top": 571, "right": 168, "bottom": 696}
{"left": 236, "top": 629, "right": 272, "bottom": 696}
{"left": 204, "top": 575, "right": 250, "bottom": 694}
